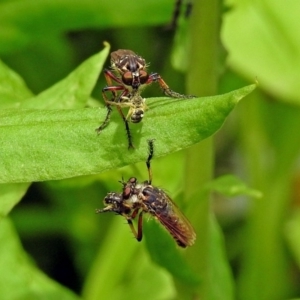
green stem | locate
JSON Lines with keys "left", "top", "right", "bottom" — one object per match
{"left": 180, "top": 0, "right": 224, "bottom": 299}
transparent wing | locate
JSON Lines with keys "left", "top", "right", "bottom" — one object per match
{"left": 150, "top": 192, "right": 196, "bottom": 247}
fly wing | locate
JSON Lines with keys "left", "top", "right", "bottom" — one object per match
{"left": 151, "top": 193, "right": 196, "bottom": 247}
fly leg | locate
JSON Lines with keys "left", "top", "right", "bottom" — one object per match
{"left": 126, "top": 208, "right": 143, "bottom": 241}
{"left": 147, "top": 73, "right": 195, "bottom": 98}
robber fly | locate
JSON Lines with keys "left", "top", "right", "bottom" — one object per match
{"left": 96, "top": 140, "right": 196, "bottom": 248}
{"left": 96, "top": 49, "right": 195, "bottom": 149}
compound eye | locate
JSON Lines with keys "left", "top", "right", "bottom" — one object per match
{"left": 128, "top": 177, "right": 137, "bottom": 184}
{"left": 122, "top": 72, "right": 133, "bottom": 85}
{"left": 123, "top": 186, "right": 131, "bottom": 199}
{"left": 139, "top": 70, "right": 149, "bottom": 84}
{"left": 103, "top": 196, "right": 111, "bottom": 205}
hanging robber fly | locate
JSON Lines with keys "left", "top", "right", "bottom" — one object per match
{"left": 96, "top": 140, "right": 196, "bottom": 248}
{"left": 95, "top": 49, "right": 195, "bottom": 149}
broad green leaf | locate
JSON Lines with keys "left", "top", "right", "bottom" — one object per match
{"left": 0, "top": 84, "right": 255, "bottom": 183}
{"left": 21, "top": 44, "right": 109, "bottom": 109}
{"left": 0, "top": 45, "right": 109, "bottom": 217}
{"left": 0, "top": 0, "right": 174, "bottom": 54}
{"left": 223, "top": 0, "right": 300, "bottom": 105}
{"left": 205, "top": 174, "right": 262, "bottom": 198}
{"left": 0, "top": 60, "right": 32, "bottom": 219}
{"left": 0, "top": 183, "right": 29, "bottom": 218}
{"left": 0, "top": 217, "right": 80, "bottom": 300}
{"left": 0, "top": 59, "right": 33, "bottom": 108}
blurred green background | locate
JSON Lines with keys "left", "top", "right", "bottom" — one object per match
{"left": 1, "top": 0, "right": 300, "bottom": 299}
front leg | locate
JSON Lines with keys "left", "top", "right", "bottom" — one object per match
{"left": 115, "top": 105, "right": 134, "bottom": 149}
{"left": 96, "top": 85, "right": 125, "bottom": 132}
{"left": 148, "top": 73, "right": 195, "bottom": 99}
{"left": 125, "top": 208, "right": 143, "bottom": 241}
{"left": 96, "top": 86, "right": 134, "bottom": 149}
{"left": 95, "top": 104, "right": 112, "bottom": 134}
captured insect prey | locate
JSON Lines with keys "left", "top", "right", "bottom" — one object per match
{"left": 96, "top": 49, "right": 195, "bottom": 149}
{"left": 96, "top": 140, "right": 196, "bottom": 248}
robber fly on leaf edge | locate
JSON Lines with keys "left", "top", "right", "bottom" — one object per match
{"left": 96, "top": 49, "right": 195, "bottom": 149}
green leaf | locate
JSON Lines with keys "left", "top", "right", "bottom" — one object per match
{"left": 0, "top": 59, "right": 33, "bottom": 219}
{"left": 208, "top": 215, "right": 235, "bottom": 300}
{"left": 0, "top": 44, "right": 109, "bottom": 217}
{"left": 144, "top": 220, "right": 200, "bottom": 285}
{"left": 0, "top": 183, "right": 29, "bottom": 219}
{"left": 83, "top": 217, "right": 175, "bottom": 300}
{"left": 0, "top": 84, "right": 256, "bottom": 183}
{"left": 223, "top": 0, "right": 300, "bottom": 105}
{"left": 184, "top": 185, "right": 235, "bottom": 300}
{"left": 0, "top": 59, "right": 33, "bottom": 108}
{"left": 205, "top": 174, "right": 262, "bottom": 198}
{"left": 21, "top": 43, "right": 110, "bottom": 109}
{"left": 0, "top": 217, "right": 80, "bottom": 300}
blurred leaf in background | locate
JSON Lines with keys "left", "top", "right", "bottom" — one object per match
{"left": 221, "top": 0, "right": 300, "bottom": 299}
{"left": 0, "top": 217, "right": 80, "bottom": 300}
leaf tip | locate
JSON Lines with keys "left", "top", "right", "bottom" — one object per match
{"left": 103, "top": 41, "right": 111, "bottom": 50}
